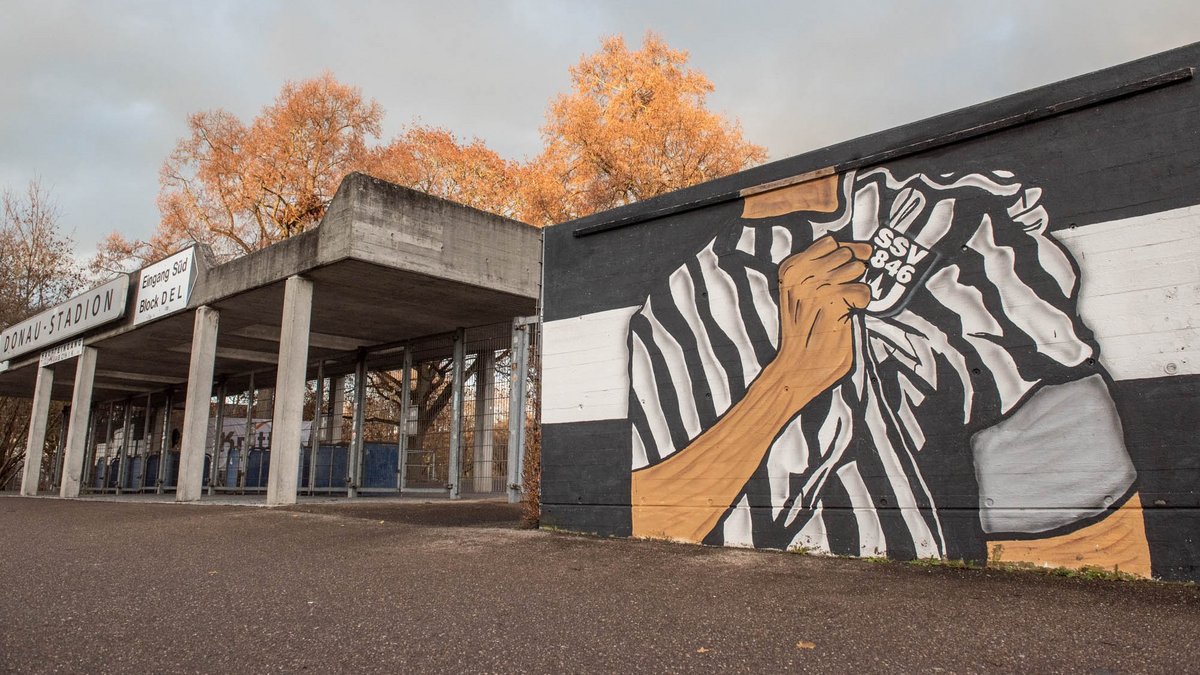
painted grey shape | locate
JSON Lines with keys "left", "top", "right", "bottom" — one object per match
{"left": 972, "top": 374, "right": 1136, "bottom": 534}
{"left": 60, "top": 347, "right": 98, "bottom": 498}
{"left": 266, "top": 276, "right": 313, "bottom": 506}
{"left": 20, "top": 366, "right": 54, "bottom": 495}
{"left": 177, "top": 305, "right": 219, "bottom": 502}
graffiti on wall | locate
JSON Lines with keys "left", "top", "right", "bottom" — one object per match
{"left": 627, "top": 168, "right": 1150, "bottom": 574}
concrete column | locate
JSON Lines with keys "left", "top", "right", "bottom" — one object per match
{"left": 448, "top": 328, "right": 465, "bottom": 500}
{"left": 306, "top": 363, "right": 324, "bottom": 495}
{"left": 329, "top": 376, "right": 345, "bottom": 443}
{"left": 267, "top": 276, "right": 313, "bottom": 506}
{"left": 506, "top": 320, "right": 530, "bottom": 503}
{"left": 473, "top": 350, "right": 496, "bottom": 493}
{"left": 177, "top": 306, "right": 219, "bottom": 502}
{"left": 60, "top": 347, "right": 98, "bottom": 498}
{"left": 396, "top": 348, "right": 412, "bottom": 492}
{"left": 347, "top": 352, "right": 366, "bottom": 498}
{"left": 20, "top": 366, "right": 55, "bottom": 496}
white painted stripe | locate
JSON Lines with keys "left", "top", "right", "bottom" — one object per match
{"left": 768, "top": 414, "right": 809, "bottom": 520}
{"left": 541, "top": 306, "right": 638, "bottom": 425}
{"left": 967, "top": 215, "right": 1090, "bottom": 367}
{"left": 670, "top": 264, "right": 731, "bottom": 413}
{"left": 722, "top": 494, "right": 755, "bottom": 548}
{"left": 745, "top": 268, "right": 779, "bottom": 349}
{"left": 925, "top": 265, "right": 1035, "bottom": 413}
{"left": 836, "top": 462, "right": 887, "bottom": 557}
{"left": 1056, "top": 203, "right": 1200, "bottom": 381}
{"left": 643, "top": 299, "right": 702, "bottom": 439}
{"left": 631, "top": 332, "right": 675, "bottom": 458}
{"left": 697, "top": 244, "right": 761, "bottom": 387}
{"left": 789, "top": 502, "right": 830, "bottom": 554}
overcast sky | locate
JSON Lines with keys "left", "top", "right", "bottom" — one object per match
{"left": 2, "top": 0, "right": 1197, "bottom": 258}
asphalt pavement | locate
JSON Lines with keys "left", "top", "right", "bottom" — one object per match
{"left": 1, "top": 496, "right": 1197, "bottom": 673}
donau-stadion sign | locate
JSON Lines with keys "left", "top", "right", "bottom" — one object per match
{"left": 134, "top": 247, "right": 197, "bottom": 325}
{"left": 0, "top": 276, "right": 130, "bottom": 362}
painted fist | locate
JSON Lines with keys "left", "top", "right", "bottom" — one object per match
{"left": 770, "top": 236, "right": 872, "bottom": 400}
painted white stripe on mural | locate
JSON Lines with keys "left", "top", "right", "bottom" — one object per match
{"left": 542, "top": 306, "right": 640, "bottom": 425}
{"left": 543, "top": 205, "right": 1200, "bottom": 425}
{"left": 1056, "top": 203, "right": 1200, "bottom": 381}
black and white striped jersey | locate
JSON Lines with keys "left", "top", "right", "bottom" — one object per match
{"left": 627, "top": 168, "right": 1134, "bottom": 560}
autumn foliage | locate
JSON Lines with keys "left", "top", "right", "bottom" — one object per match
{"left": 91, "top": 32, "right": 764, "bottom": 272}
{"left": 522, "top": 34, "right": 767, "bottom": 225}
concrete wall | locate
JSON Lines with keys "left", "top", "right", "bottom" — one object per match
{"left": 540, "top": 43, "right": 1200, "bottom": 580}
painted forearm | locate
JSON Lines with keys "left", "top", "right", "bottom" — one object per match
{"left": 630, "top": 364, "right": 825, "bottom": 542}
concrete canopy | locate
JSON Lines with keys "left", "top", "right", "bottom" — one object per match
{"left": 0, "top": 173, "right": 541, "bottom": 404}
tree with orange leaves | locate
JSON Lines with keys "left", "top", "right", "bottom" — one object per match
{"left": 92, "top": 33, "right": 765, "bottom": 270}
{"left": 521, "top": 32, "right": 767, "bottom": 226}
{"left": 367, "top": 126, "right": 522, "bottom": 220}
{"left": 92, "top": 73, "right": 384, "bottom": 273}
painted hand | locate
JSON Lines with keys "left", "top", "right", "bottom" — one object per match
{"left": 768, "top": 236, "right": 872, "bottom": 404}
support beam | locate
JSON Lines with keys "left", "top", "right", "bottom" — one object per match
{"left": 347, "top": 352, "right": 366, "bottom": 498}
{"left": 506, "top": 320, "right": 530, "bottom": 503}
{"left": 397, "top": 347, "right": 412, "bottom": 492}
{"left": 60, "top": 347, "right": 98, "bottom": 498}
{"left": 329, "top": 377, "right": 345, "bottom": 443}
{"left": 208, "top": 382, "right": 226, "bottom": 495}
{"left": 156, "top": 390, "right": 174, "bottom": 494}
{"left": 307, "top": 362, "right": 324, "bottom": 495}
{"left": 137, "top": 393, "right": 152, "bottom": 491}
{"left": 20, "top": 366, "right": 54, "bottom": 496}
{"left": 177, "top": 306, "right": 220, "bottom": 502}
{"left": 115, "top": 398, "right": 133, "bottom": 494}
{"left": 267, "top": 276, "right": 313, "bottom": 506}
{"left": 473, "top": 350, "right": 496, "bottom": 493}
{"left": 52, "top": 407, "right": 67, "bottom": 488}
{"left": 448, "top": 328, "right": 465, "bottom": 500}
{"left": 240, "top": 374, "right": 254, "bottom": 491}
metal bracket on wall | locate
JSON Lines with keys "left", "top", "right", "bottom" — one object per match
{"left": 572, "top": 66, "right": 1195, "bottom": 239}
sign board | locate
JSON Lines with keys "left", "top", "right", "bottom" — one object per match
{"left": 39, "top": 338, "right": 84, "bottom": 367}
{"left": 0, "top": 275, "right": 130, "bottom": 362}
{"left": 134, "top": 248, "right": 197, "bottom": 326}
{"left": 0, "top": 361, "right": 8, "bottom": 374}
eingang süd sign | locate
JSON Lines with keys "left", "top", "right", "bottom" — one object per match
{"left": 133, "top": 247, "right": 197, "bottom": 325}
{"left": 0, "top": 247, "right": 201, "bottom": 363}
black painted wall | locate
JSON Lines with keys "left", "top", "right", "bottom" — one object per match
{"left": 541, "top": 42, "right": 1200, "bottom": 580}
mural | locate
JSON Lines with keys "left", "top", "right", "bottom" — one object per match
{"left": 626, "top": 168, "right": 1148, "bottom": 572}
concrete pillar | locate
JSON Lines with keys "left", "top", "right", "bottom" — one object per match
{"left": 60, "top": 347, "right": 97, "bottom": 498}
{"left": 306, "top": 363, "right": 324, "bottom": 495}
{"left": 448, "top": 328, "right": 465, "bottom": 500}
{"left": 20, "top": 366, "right": 55, "bottom": 496}
{"left": 396, "top": 348, "right": 412, "bottom": 491}
{"left": 347, "top": 353, "right": 366, "bottom": 498}
{"left": 473, "top": 350, "right": 496, "bottom": 493}
{"left": 506, "top": 320, "right": 531, "bottom": 503}
{"left": 267, "top": 275, "right": 313, "bottom": 506}
{"left": 177, "top": 306, "right": 219, "bottom": 502}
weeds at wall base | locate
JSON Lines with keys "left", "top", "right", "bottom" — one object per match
{"left": 785, "top": 545, "right": 1153, "bottom": 582}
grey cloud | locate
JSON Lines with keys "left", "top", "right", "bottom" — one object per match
{"left": 1, "top": 0, "right": 1196, "bottom": 257}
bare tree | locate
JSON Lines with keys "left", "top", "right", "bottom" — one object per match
{"left": 0, "top": 180, "right": 85, "bottom": 489}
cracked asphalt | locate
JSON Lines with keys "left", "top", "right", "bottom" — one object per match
{"left": 1, "top": 496, "right": 1197, "bottom": 673}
